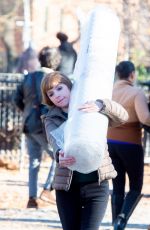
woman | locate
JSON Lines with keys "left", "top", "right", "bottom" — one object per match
{"left": 41, "top": 71, "right": 128, "bottom": 230}
{"left": 107, "top": 61, "right": 150, "bottom": 230}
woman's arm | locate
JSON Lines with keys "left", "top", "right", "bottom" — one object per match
{"left": 43, "top": 114, "right": 62, "bottom": 160}
{"left": 43, "top": 114, "right": 76, "bottom": 166}
{"left": 100, "top": 99, "right": 129, "bottom": 127}
{"left": 78, "top": 99, "right": 129, "bottom": 127}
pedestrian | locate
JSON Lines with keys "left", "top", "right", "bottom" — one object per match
{"left": 13, "top": 47, "right": 61, "bottom": 208}
{"left": 16, "top": 46, "right": 40, "bottom": 74}
{"left": 40, "top": 71, "right": 128, "bottom": 230}
{"left": 39, "top": 46, "right": 61, "bottom": 75}
{"left": 107, "top": 60, "right": 150, "bottom": 230}
{"left": 38, "top": 46, "right": 61, "bottom": 204}
{"left": 56, "top": 32, "right": 77, "bottom": 77}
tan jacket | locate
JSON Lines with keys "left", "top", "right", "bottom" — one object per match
{"left": 107, "top": 80, "right": 150, "bottom": 145}
{"left": 44, "top": 99, "right": 128, "bottom": 191}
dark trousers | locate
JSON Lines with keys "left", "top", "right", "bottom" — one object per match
{"left": 108, "top": 142, "right": 144, "bottom": 221}
{"left": 56, "top": 180, "right": 109, "bottom": 230}
{"left": 108, "top": 142, "right": 144, "bottom": 195}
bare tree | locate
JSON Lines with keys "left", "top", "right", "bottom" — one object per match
{"left": 0, "top": 0, "right": 22, "bottom": 71}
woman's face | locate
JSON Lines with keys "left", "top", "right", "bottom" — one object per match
{"left": 47, "top": 83, "right": 71, "bottom": 110}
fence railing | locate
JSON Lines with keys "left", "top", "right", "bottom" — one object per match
{"left": 0, "top": 73, "right": 24, "bottom": 167}
{"left": 0, "top": 74, "right": 150, "bottom": 168}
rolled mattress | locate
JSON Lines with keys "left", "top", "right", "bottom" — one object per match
{"left": 64, "top": 5, "right": 120, "bottom": 173}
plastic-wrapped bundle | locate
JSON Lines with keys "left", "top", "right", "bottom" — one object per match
{"left": 64, "top": 5, "right": 120, "bottom": 173}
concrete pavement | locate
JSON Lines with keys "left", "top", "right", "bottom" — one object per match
{"left": 0, "top": 162, "right": 149, "bottom": 230}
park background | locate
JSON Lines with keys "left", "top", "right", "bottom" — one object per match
{"left": 0, "top": 0, "right": 150, "bottom": 80}
{"left": 0, "top": 1, "right": 150, "bottom": 230}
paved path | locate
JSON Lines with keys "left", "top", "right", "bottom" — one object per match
{"left": 0, "top": 197, "right": 149, "bottom": 230}
{"left": 0, "top": 163, "right": 149, "bottom": 230}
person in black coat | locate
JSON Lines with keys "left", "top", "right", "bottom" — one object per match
{"left": 56, "top": 32, "right": 77, "bottom": 77}
{"left": 13, "top": 47, "right": 61, "bottom": 208}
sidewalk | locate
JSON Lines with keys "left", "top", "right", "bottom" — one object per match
{"left": 0, "top": 162, "right": 149, "bottom": 230}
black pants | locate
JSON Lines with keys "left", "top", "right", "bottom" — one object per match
{"left": 108, "top": 142, "right": 144, "bottom": 195}
{"left": 108, "top": 142, "right": 144, "bottom": 223}
{"left": 56, "top": 180, "right": 109, "bottom": 230}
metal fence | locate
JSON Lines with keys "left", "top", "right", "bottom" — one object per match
{"left": 0, "top": 74, "right": 150, "bottom": 167}
{"left": 0, "top": 73, "right": 24, "bottom": 167}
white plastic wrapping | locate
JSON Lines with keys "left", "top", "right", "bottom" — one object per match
{"left": 64, "top": 5, "right": 120, "bottom": 173}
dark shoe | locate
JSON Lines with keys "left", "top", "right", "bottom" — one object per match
{"left": 114, "top": 214, "right": 126, "bottom": 230}
{"left": 40, "top": 189, "right": 56, "bottom": 205}
{"left": 27, "top": 197, "right": 38, "bottom": 208}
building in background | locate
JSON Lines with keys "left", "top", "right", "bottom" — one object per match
{"left": 0, "top": 0, "right": 150, "bottom": 73}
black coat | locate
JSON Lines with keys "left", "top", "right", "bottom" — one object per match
{"left": 13, "top": 70, "right": 48, "bottom": 133}
{"left": 57, "top": 41, "right": 77, "bottom": 76}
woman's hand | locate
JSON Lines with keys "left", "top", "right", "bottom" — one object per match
{"left": 78, "top": 100, "right": 103, "bottom": 113}
{"left": 59, "top": 150, "right": 76, "bottom": 167}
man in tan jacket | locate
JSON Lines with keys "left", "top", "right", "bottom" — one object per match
{"left": 107, "top": 60, "right": 150, "bottom": 230}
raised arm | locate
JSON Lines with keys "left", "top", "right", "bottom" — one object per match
{"left": 78, "top": 99, "right": 129, "bottom": 127}
{"left": 101, "top": 99, "right": 129, "bottom": 127}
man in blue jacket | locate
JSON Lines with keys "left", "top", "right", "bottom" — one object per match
{"left": 13, "top": 47, "right": 61, "bottom": 208}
